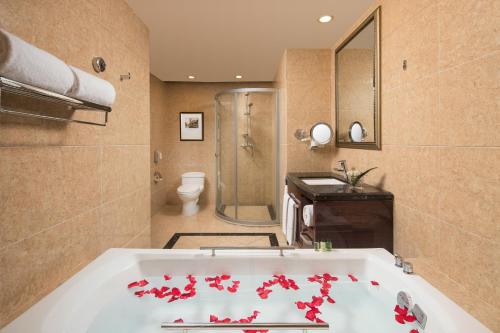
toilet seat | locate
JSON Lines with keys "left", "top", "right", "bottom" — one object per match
{"left": 177, "top": 184, "right": 200, "bottom": 194}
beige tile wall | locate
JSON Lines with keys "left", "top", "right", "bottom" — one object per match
{"left": 0, "top": 0, "right": 151, "bottom": 328}
{"left": 274, "top": 49, "right": 334, "bottom": 199}
{"left": 149, "top": 81, "right": 273, "bottom": 209}
{"left": 330, "top": 1, "right": 499, "bottom": 330}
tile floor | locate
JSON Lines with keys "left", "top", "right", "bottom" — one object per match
{"left": 222, "top": 205, "right": 273, "bottom": 221}
{"left": 151, "top": 205, "right": 287, "bottom": 249}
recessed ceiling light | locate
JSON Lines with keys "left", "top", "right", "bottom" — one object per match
{"left": 318, "top": 15, "right": 333, "bottom": 23}
{"left": 235, "top": 75, "right": 243, "bottom": 79}
{"left": 187, "top": 75, "right": 195, "bottom": 79}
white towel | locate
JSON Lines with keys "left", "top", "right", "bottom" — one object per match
{"left": 281, "top": 186, "right": 289, "bottom": 237}
{"left": 286, "top": 198, "right": 296, "bottom": 246}
{"left": 282, "top": 186, "right": 297, "bottom": 246}
{"left": 68, "top": 66, "right": 116, "bottom": 107}
{"left": 0, "top": 29, "right": 74, "bottom": 95}
{"left": 303, "top": 205, "right": 314, "bottom": 227}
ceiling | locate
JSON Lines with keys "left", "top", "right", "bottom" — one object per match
{"left": 126, "top": 0, "right": 375, "bottom": 82}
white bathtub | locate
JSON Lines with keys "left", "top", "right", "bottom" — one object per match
{"left": 2, "top": 248, "right": 491, "bottom": 333}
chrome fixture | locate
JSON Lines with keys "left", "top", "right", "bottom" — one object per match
{"left": 153, "top": 171, "right": 163, "bottom": 184}
{"left": 402, "top": 261, "right": 413, "bottom": 274}
{"left": 161, "top": 322, "right": 329, "bottom": 331}
{"left": 412, "top": 304, "right": 428, "bottom": 329}
{"left": 348, "top": 121, "right": 368, "bottom": 142}
{"left": 294, "top": 129, "right": 309, "bottom": 141}
{"left": 92, "top": 57, "right": 106, "bottom": 73}
{"left": 154, "top": 150, "right": 163, "bottom": 164}
{"left": 200, "top": 246, "right": 295, "bottom": 257}
{"left": 335, "top": 160, "right": 349, "bottom": 180}
{"left": 396, "top": 291, "right": 427, "bottom": 329}
{"left": 394, "top": 254, "right": 403, "bottom": 267}
{"left": 295, "top": 122, "right": 333, "bottom": 150}
{"left": 0, "top": 76, "right": 111, "bottom": 126}
{"left": 397, "top": 291, "right": 414, "bottom": 310}
{"left": 240, "top": 94, "right": 254, "bottom": 156}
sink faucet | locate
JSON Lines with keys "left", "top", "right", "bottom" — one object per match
{"left": 335, "top": 160, "right": 349, "bottom": 180}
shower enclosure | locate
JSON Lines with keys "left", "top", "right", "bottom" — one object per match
{"left": 215, "top": 88, "right": 279, "bottom": 226}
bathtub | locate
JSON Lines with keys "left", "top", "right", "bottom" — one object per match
{"left": 2, "top": 248, "right": 491, "bottom": 333}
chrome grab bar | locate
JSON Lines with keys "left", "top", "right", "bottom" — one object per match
{"left": 200, "top": 246, "right": 295, "bottom": 257}
{"left": 161, "top": 322, "right": 329, "bottom": 331}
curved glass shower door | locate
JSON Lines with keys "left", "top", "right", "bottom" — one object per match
{"left": 215, "top": 88, "right": 279, "bottom": 226}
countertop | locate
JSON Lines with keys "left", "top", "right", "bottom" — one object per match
{"left": 286, "top": 172, "right": 394, "bottom": 201}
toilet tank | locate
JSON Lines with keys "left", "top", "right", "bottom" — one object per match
{"left": 181, "top": 172, "right": 205, "bottom": 190}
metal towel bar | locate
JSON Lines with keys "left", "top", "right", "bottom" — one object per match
{"left": 200, "top": 246, "right": 295, "bottom": 257}
{"left": 0, "top": 76, "right": 111, "bottom": 126}
{"left": 161, "top": 322, "right": 329, "bottom": 331}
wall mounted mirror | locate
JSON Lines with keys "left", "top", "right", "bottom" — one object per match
{"left": 335, "top": 7, "right": 381, "bottom": 150}
{"left": 310, "top": 122, "right": 333, "bottom": 145}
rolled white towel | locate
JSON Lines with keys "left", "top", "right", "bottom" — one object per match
{"left": 0, "top": 29, "right": 74, "bottom": 95}
{"left": 68, "top": 66, "right": 116, "bottom": 107}
{"left": 303, "top": 204, "right": 314, "bottom": 227}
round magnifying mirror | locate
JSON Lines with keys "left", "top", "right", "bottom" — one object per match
{"left": 310, "top": 122, "right": 333, "bottom": 145}
{"left": 349, "top": 121, "right": 367, "bottom": 142}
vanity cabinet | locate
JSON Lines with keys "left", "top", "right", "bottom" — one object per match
{"left": 286, "top": 172, "right": 393, "bottom": 253}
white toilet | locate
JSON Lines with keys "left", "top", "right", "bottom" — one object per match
{"left": 177, "top": 172, "right": 205, "bottom": 216}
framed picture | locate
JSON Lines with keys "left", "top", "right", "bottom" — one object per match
{"left": 180, "top": 112, "right": 204, "bottom": 141}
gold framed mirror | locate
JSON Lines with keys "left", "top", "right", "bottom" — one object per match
{"left": 335, "top": 7, "right": 381, "bottom": 150}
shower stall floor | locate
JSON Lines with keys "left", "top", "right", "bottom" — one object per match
{"left": 222, "top": 205, "right": 274, "bottom": 221}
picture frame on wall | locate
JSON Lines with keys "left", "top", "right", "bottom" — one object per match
{"left": 180, "top": 112, "right": 204, "bottom": 141}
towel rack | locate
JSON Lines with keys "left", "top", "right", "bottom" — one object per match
{"left": 0, "top": 76, "right": 111, "bottom": 126}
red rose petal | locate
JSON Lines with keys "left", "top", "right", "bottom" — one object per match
{"left": 410, "top": 330, "right": 419, "bottom": 333}
{"left": 305, "top": 310, "right": 317, "bottom": 321}
{"left": 227, "top": 286, "right": 237, "bottom": 293}
{"left": 311, "top": 296, "right": 324, "bottom": 307}
{"left": 370, "top": 280, "right": 380, "bottom": 286}
{"left": 405, "top": 315, "right": 416, "bottom": 322}
{"left": 347, "top": 274, "right": 358, "bottom": 282}
{"left": 233, "top": 280, "right": 240, "bottom": 285}
{"left": 164, "top": 275, "right": 172, "bottom": 281}
{"left": 395, "top": 314, "right": 406, "bottom": 324}
{"left": 326, "top": 296, "right": 335, "bottom": 304}
{"left": 221, "top": 274, "right": 231, "bottom": 280}
{"left": 394, "top": 305, "right": 408, "bottom": 316}
{"left": 315, "top": 318, "right": 325, "bottom": 323}
{"left": 296, "top": 301, "right": 307, "bottom": 309}
{"left": 174, "top": 318, "right": 184, "bottom": 323}
{"left": 210, "top": 315, "right": 218, "bottom": 322}
{"left": 127, "top": 281, "right": 139, "bottom": 289}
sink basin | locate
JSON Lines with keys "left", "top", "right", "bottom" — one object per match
{"left": 301, "top": 178, "right": 346, "bottom": 186}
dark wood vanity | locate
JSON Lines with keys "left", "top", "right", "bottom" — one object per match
{"left": 286, "top": 172, "right": 393, "bottom": 253}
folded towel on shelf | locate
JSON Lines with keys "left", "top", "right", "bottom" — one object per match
{"left": 68, "top": 66, "right": 116, "bottom": 107}
{"left": 0, "top": 29, "right": 74, "bottom": 95}
{"left": 303, "top": 204, "right": 314, "bottom": 227}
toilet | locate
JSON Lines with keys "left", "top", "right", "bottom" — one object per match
{"left": 177, "top": 172, "right": 205, "bottom": 216}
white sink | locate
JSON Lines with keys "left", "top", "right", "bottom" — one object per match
{"left": 301, "top": 178, "right": 346, "bottom": 186}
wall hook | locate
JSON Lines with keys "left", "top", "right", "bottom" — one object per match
{"left": 92, "top": 57, "right": 106, "bottom": 73}
{"left": 120, "top": 72, "right": 131, "bottom": 81}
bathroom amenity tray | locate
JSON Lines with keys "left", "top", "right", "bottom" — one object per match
{"left": 0, "top": 76, "right": 111, "bottom": 126}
